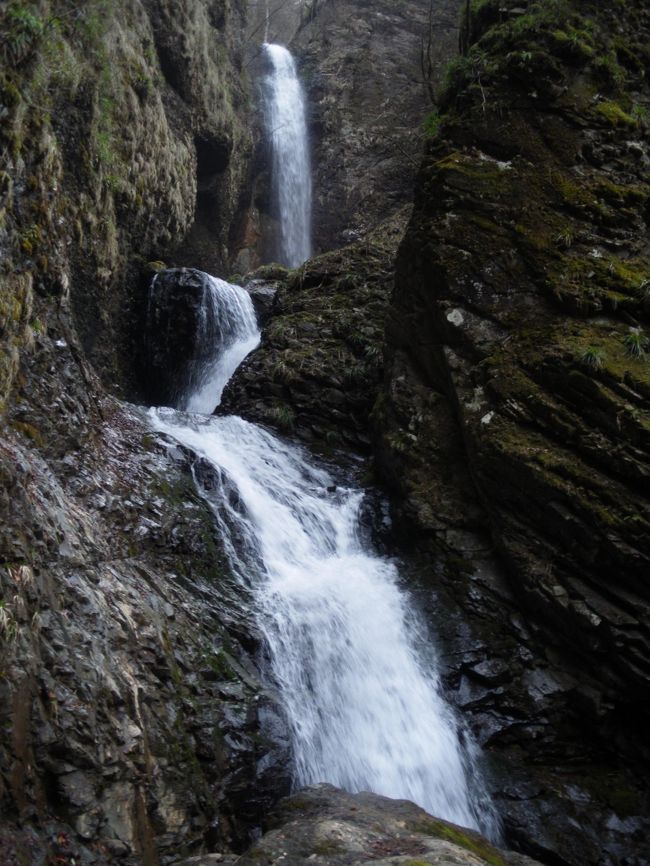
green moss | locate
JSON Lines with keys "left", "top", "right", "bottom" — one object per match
{"left": 466, "top": 213, "right": 503, "bottom": 233}
{"left": 204, "top": 650, "right": 238, "bottom": 682}
{"left": 0, "top": 76, "right": 22, "bottom": 108}
{"left": 10, "top": 420, "right": 43, "bottom": 446}
{"left": 0, "top": 3, "right": 45, "bottom": 68}
{"left": 246, "top": 263, "right": 289, "bottom": 282}
{"left": 423, "top": 109, "right": 443, "bottom": 138}
{"left": 18, "top": 223, "right": 41, "bottom": 255}
{"left": 550, "top": 28, "right": 594, "bottom": 62}
{"left": 310, "top": 841, "right": 346, "bottom": 856}
{"left": 414, "top": 819, "right": 507, "bottom": 866}
{"left": 564, "top": 327, "right": 650, "bottom": 391}
{"left": 551, "top": 173, "right": 596, "bottom": 210}
{"left": 266, "top": 403, "right": 296, "bottom": 433}
{"left": 623, "top": 329, "right": 648, "bottom": 360}
{"left": 595, "top": 100, "right": 635, "bottom": 126}
{"left": 594, "top": 178, "right": 649, "bottom": 207}
{"left": 145, "top": 260, "right": 167, "bottom": 273}
{"left": 591, "top": 52, "right": 626, "bottom": 89}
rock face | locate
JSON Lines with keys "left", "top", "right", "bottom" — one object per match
{"left": 145, "top": 268, "right": 212, "bottom": 406}
{"left": 0, "top": 0, "right": 252, "bottom": 401}
{"left": 145, "top": 267, "right": 233, "bottom": 408}
{"left": 239, "top": 0, "right": 458, "bottom": 265}
{"left": 292, "top": 0, "right": 459, "bottom": 251}
{"left": 221, "top": 211, "right": 408, "bottom": 451}
{"left": 234, "top": 785, "right": 543, "bottom": 866}
{"left": 0, "top": 322, "right": 291, "bottom": 864}
{"left": 373, "top": 0, "right": 650, "bottom": 863}
{"left": 0, "top": 3, "right": 291, "bottom": 863}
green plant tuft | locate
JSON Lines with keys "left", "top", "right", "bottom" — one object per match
{"left": 579, "top": 346, "right": 604, "bottom": 371}
{"left": 623, "top": 329, "right": 648, "bottom": 360}
{"left": 0, "top": 3, "right": 44, "bottom": 67}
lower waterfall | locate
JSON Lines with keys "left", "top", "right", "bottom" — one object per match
{"left": 149, "top": 275, "right": 499, "bottom": 838}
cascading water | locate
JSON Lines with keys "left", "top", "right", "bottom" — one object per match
{"left": 262, "top": 43, "right": 312, "bottom": 267}
{"left": 148, "top": 275, "right": 500, "bottom": 839}
{"left": 183, "top": 276, "right": 259, "bottom": 414}
{"left": 147, "top": 272, "right": 260, "bottom": 413}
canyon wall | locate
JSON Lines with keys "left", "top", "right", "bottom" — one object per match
{"left": 1, "top": 3, "right": 290, "bottom": 863}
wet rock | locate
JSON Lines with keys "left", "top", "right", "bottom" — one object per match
{"left": 221, "top": 211, "right": 405, "bottom": 453}
{"left": 243, "top": 280, "right": 279, "bottom": 325}
{"left": 235, "top": 785, "right": 544, "bottom": 866}
{"left": 176, "top": 856, "right": 238, "bottom": 866}
{"left": 0, "top": 366, "right": 291, "bottom": 863}
{"left": 374, "top": 2, "right": 650, "bottom": 864}
{"left": 145, "top": 267, "right": 217, "bottom": 405}
{"left": 290, "top": 0, "right": 459, "bottom": 251}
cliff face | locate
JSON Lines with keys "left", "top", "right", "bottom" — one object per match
{"left": 221, "top": 210, "right": 408, "bottom": 452}
{"left": 293, "top": 0, "right": 459, "bottom": 252}
{"left": 0, "top": 0, "right": 252, "bottom": 401}
{"left": 375, "top": 0, "right": 650, "bottom": 861}
{"left": 0, "top": 3, "right": 291, "bottom": 863}
{"left": 235, "top": 0, "right": 458, "bottom": 268}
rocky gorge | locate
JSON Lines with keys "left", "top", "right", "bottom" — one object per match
{"left": 1, "top": 1, "right": 649, "bottom": 866}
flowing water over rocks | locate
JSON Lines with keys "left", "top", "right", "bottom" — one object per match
{"left": 149, "top": 273, "right": 499, "bottom": 839}
{"left": 145, "top": 268, "right": 260, "bottom": 412}
{"left": 262, "top": 43, "right": 312, "bottom": 267}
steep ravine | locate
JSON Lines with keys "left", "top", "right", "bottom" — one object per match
{"left": 225, "top": 1, "right": 650, "bottom": 865}
{"left": 2, "top": 0, "right": 650, "bottom": 865}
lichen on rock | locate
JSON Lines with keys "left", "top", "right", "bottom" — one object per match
{"left": 375, "top": 0, "right": 650, "bottom": 862}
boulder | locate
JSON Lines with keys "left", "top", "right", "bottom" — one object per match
{"left": 144, "top": 268, "right": 216, "bottom": 406}
{"left": 233, "top": 785, "right": 543, "bottom": 866}
{"left": 243, "top": 279, "right": 280, "bottom": 325}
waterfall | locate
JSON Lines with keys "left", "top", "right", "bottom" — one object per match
{"left": 183, "top": 276, "right": 259, "bottom": 414}
{"left": 262, "top": 43, "right": 312, "bottom": 268}
{"left": 146, "top": 272, "right": 260, "bottom": 415}
{"left": 148, "top": 276, "right": 500, "bottom": 839}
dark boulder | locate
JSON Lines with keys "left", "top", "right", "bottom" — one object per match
{"left": 145, "top": 268, "right": 217, "bottom": 406}
{"left": 243, "top": 280, "right": 280, "bottom": 325}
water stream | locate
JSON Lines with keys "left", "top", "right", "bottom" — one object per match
{"left": 262, "top": 43, "right": 312, "bottom": 267}
{"left": 149, "top": 276, "right": 499, "bottom": 838}
{"left": 147, "top": 40, "right": 498, "bottom": 841}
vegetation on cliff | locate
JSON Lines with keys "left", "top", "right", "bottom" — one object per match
{"left": 375, "top": 0, "right": 650, "bottom": 862}
{"left": 0, "top": 0, "right": 251, "bottom": 405}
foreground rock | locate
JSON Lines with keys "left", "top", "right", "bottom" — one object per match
{"left": 231, "top": 785, "right": 541, "bottom": 866}
{"left": 0, "top": 322, "right": 290, "bottom": 864}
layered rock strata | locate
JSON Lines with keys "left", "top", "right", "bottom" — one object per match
{"left": 375, "top": 0, "right": 650, "bottom": 862}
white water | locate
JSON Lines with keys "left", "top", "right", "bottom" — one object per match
{"left": 149, "top": 276, "right": 499, "bottom": 837}
{"left": 182, "top": 274, "right": 259, "bottom": 414}
{"left": 263, "top": 43, "right": 312, "bottom": 267}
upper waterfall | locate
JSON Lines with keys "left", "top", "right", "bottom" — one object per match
{"left": 262, "top": 43, "right": 312, "bottom": 268}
